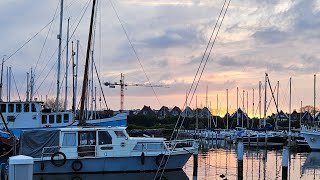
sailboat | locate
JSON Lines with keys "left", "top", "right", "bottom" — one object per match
{"left": 0, "top": 0, "right": 127, "bottom": 140}
{"left": 3, "top": 0, "right": 199, "bottom": 174}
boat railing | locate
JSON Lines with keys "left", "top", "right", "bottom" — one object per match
{"left": 165, "top": 139, "right": 197, "bottom": 151}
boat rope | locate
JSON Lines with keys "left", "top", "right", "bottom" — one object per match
{"left": 33, "top": 0, "right": 92, "bottom": 98}
{"left": 108, "top": 0, "right": 162, "bottom": 107}
{"left": 33, "top": 2, "right": 59, "bottom": 75}
{"left": 156, "top": 0, "right": 232, "bottom": 179}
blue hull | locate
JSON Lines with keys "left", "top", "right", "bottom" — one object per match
{"left": 34, "top": 154, "right": 192, "bottom": 174}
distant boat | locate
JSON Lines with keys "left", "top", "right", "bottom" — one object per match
{"left": 301, "top": 127, "right": 320, "bottom": 150}
{"left": 0, "top": 101, "right": 127, "bottom": 137}
{"left": 18, "top": 126, "right": 198, "bottom": 174}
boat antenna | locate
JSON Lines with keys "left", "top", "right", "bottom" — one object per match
{"left": 79, "top": 0, "right": 97, "bottom": 124}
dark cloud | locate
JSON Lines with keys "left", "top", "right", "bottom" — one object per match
{"left": 252, "top": 28, "right": 288, "bottom": 44}
{"left": 142, "top": 27, "right": 201, "bottom": 48}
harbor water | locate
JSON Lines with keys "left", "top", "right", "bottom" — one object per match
{"left": 31, "top": 140, "right": 320, "bottom": 180}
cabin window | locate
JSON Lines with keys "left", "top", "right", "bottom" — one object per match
{"left": 133, "top": 142, "right": 166, "bottom": 152}
{"left": 98, "top": 131, "right": 112, "bottom": 145}
{"left": 31, "top": 104, "right": 36, "bottom": 112}
{"left": 62, "top": 133, "right": 76, "bottom": 147}
{"left": 79, "top": 131, "right": 96, "bottom": 145}
{"left": 56, "top": 114, "right": 62, "bottom": 123}
{"left": 8, "top": 104, "right": 14, "bottom": 113}
{"left": 63, "top": 114, "right": 69, "bottom": 123}
{"left": 16, "top": 104, "right": 22, "bottom": 112}
{"left": 114, "top": 130, "right": 126, "bottom": 138}
{"left": 49, "top": 115, "right": 54, "bottom": 124}
{"left": 42, "top": 115, "right": 48, "bottom": 124}
{"left": 0, "top": 104, "right": 6, "bottom": 112}
{"left": 24, "top": 104, "right": 29, "bottom": 112}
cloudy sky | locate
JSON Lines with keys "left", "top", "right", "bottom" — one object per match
{"left": 0, "top": 0, "right": 320, "bottom": 116}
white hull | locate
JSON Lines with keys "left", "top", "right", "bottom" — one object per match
{"left": 301, "top": 130, "right": 320, "bottom": 150}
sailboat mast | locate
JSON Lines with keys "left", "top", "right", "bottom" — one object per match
{"left": 56, "top": 0, "right": 64, "bottom": 112}
{"left": 237, "top": 87, "right": 239, "bottom": 126}
{"left": 73, "top": 40, "right": 79, "bottom": 114}
{"left": 0, "top": 56, "right": 4, "bottom": 101}
{"left": 289, "top": 77, "right": 292, "bottom": 137}
{"left": 264, "top": 73, "right": 267, "bottom": 127}
{"left": 314, "top": 74, "right": 316, "bottom": 119}
{"left": 259, "top": 81, "right": 261, "bottom": 128}
{"left": 64, "top": 18, "right": 70, "bottom": 111}
{"left": 79, "top": 0, "right": 97, "bottom": 123}
{"left": 226, "top": 88, "right": 228, "bottom": 130}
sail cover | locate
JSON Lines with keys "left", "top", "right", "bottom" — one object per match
{"left": 19, "top": 129, "right": 60, "bottom": 158}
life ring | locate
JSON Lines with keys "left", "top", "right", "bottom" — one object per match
{"left": 72, "top": 160, "right": 83, "bottom": 171}
{"left": 155, "top": 154, "right": 168, "bottom": 168}
{"left": 50, "top": 152, "right": 66, "bottom": 167}
{"left": 141, "top": 152, "right": 145, "bottom": 165}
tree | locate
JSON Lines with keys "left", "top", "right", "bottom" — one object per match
{"left": 301, "top": 105, "right": 319, "bottom": 114}
{"left": 44, "top": 98, "right": 63, "bottom": 111}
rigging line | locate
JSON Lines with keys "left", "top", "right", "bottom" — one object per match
{"left": 158, "top": 2, "right": 231, "bottom": 178}
{"left": 4, "top": 0, "right": 77, "bottom": 64}
{"left": 34, "top": 0, "right": 91, "bottom": 87}
{"left": 11, "top": 70, "right": 21, "bottom": 101}
{"left": 93, "top": 60, "right": 109, "bottom": 109}
{"left": 34, "top": 1, "right": 59, "bottom": 74}
{"left": 189, "top": 0, "right": 231, "bottom": 107}
{"left": 4, "top": 19, "right": 55, "bottom": 63}
{"left": 108, "top": 0, "right": 162, "bottom": 107}
{"left": 187, "top": 0, "right": 227, "bottom": 106}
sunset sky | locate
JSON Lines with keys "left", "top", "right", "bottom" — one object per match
{"left": 0, "top": 0, "right": 320, "bottom": 116}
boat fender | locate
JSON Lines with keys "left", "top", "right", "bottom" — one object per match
{"left": 50, "top": 152, "right": 67, "bottom": 167}
{"left": 72, "top": 160, "right": 83, "bottom": 171}
{"left": 155, "top": 154, "right": 168, "bottom": 168}
{"left": 141, "top": 152, "right": 145, "bottom": 165}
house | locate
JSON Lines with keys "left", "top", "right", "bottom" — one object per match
{"left": 290, "top": 110, "right": 302, "bottom": 121}
{"left": 230, "top": 108, "right": 249, "bottom": 120}
{"left": 157, "top": 106, "right": 170, "bottom": 119}
{"left": 275, "top": 110, "right": 289, "bottom": 121}
{"left": 199, "top": 107, "right": 212, "bottom": 118}
{"left": 301, "top": 111, "right": 313, "bottom": 123}
{"left": 138, "top": 105, "right": 156, "bottom": 116}
{"left": 181, "top": 106, "right": 194, "bottom": 118}
{"left": 170, "top": 106, "right": 181, "bottom": 117}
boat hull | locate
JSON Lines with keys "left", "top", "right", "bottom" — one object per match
{"left": 301, "top": 131, "right": 320, "bottom": 150}
{"left": 34, "top": 153, "right": 192, "bottom": 174}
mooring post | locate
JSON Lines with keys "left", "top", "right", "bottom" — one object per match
{"left": 237, "top": 141, "right": 244, "bottom": 180}
{"left": 193, "top": 150, "right": 198, "bottom": 177}
{"left": 282, "top": 147, "right": 289, "bottom": 180}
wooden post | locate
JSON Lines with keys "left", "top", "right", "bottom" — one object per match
{"left": 282, "top": 147, "right": 289, "bottom": 180}
{"left": 193, "top": 150, "right": 198, "bottom": 177}
{"left": 237, "top": 141, "right": 244, "bottom": 180}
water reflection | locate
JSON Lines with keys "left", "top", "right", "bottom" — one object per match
{"left": 183, "top": 140, "right": 319, "bottom": 180}
{"left": 34, "top": 170, "right": 188, "bottom": 180}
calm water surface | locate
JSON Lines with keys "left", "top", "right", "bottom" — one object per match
{"left": 33, "top": 140, "right": 320, "bottom": 180}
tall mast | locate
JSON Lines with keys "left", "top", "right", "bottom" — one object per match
{"left": 242, "top": 90, "right": 244, "bottom": 128}
{"left": 289, "top": 77, "right": 292, "bottom": 137}
{"left": 246, "top": 91, "right": 248, "bottom": 128}
{"left": 216, "top": 94, "right": 218, "bottom": 128}
{"left": 56, "top": 0, "right": 64, "bottom": 112}
{"left": 237, "top": 87, "right": 239, "bottom": 126}
{"left": 264, "top": 73, "right": 267, "bottom": 127}
{"left": 0, "top": 56, "right": 4, "bottom": 101}
{"left": 64, "top": 18, "right": 70, "bottom": 111}
{"left": 252, "top": 88, "right": 254, "bottom": 128}
{"left": 259, "top": 81, "right": 261, "bottom": 128}
{"left": 79, "top": 0, "right": 97, "bottom": 123}
{"left": 226, "top": 89, "right": 229, "bottom": 130}
{"left": 314, "top": 74, "right": 316, "bottom": 119}
{"left": 120, "top": 73, "right": 124, "bottom": 112}
{"left": 8, "top": 67, "right": 11, "bottom": 102}
{"left": 26, "top": 72, "right": 29, "bottom": 102}
{"left": 30, "top": 68, "right": 33, "bottom": 101}
{"left": 196, "top": 96, "right": 198, "bottom": 129}
{"left": 73, "top": 40, "right": 79, "bottom": 114}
